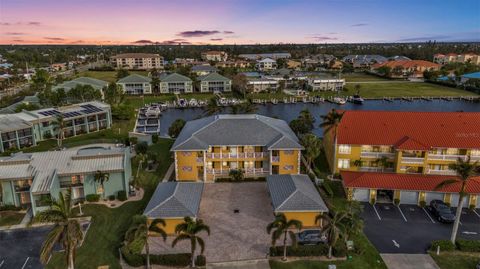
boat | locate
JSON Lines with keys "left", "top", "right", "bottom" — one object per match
{"left": 145, "top": 106, "right": 161, "bottom": 117}
{"left": 189, "top": 98, "right": 198, "bottom": 107}
{"left": 333, "top": 97, "right": 346, "bottom": 105}
{"left": 218, "top": 97, "right": 228, "bottom": 106}
{"left": 352, "top": 94, "right": 364, "bottom": 104}
{"left": 178, "top": 98, "right": 187, "bottom": 107}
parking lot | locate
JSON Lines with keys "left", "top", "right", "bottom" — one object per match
{"left": 361, "top": 203, "right": 480, "bottom": 253}
{"left": 0, "top": 222, "right": 90, "bottom": 269}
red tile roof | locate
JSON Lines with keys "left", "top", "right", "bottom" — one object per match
{"left": 372, "top": 60, "right": 440, "bottom": 69}
{"left": 337, "top": 111, "right": 480, "bottom": 149}
{"left": 341, "top": 171, "right": 480, "bottom": 194}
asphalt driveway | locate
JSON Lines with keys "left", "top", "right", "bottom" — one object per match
{"left": 198, "top": 182, "right": 274, "bottom": 263}
{"left": 362, "top": 203, "right": 480, "bottom": 253}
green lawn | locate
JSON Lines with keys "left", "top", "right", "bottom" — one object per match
{"left": 46, "top": 138, "right": 174, "bottom": 269}
{"left": 429, "top": 251, "right": 479, "bottom": 269}
{"left": 342, "top": 73, "right": 390, "bottom": 82}
{"left": 0, "top": 211, "right": 25, "bottom": 227}
{"left": 78, "top": 70, "right": 149, "bottom": 83}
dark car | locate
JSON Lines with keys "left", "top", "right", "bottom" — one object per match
{"left": 296, "top": 230, "right": 327, "bottom": 245}
{"left": 429, "top": 200, "right": 455, "bottom": 223}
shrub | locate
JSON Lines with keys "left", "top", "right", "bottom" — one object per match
{"left": 322, "top": 180, "right": 334, "bottom": 197}
{"left": 117, "top": 190, "right": 127, "bottom": 201}
{"left": 308, "top": 172, "right": 316, "bottom": 180}
{"left": 129, "top": 137, "right": 138, "bottom": 145}
{"left": 121, "top": 245, "right": 144, "bottom": 267}
{"left": 456, "top": 239, "right": 480, "bottom": 252}
{"left": 0, "top": 205, "right": 22, "bottom": 211}
{"left": 86, "top": 194, "right": 100, "bottom": 202}
{"left": 370, "top": 198, "right": 376, "bottom": 205}
{"left": 393, "top": 198, "right": 400, "bottom": 206}
{"left": 149, "top": 253, "right": 191, "bottom": 266}
{"left": 269, "top": 244, "right": 329, "bottom": 257}
{"left": 195, "top": 255, "right": 206, "bottom": 266}
{"left": 430, "top": 240, "right": 455, "bottom": 251}
{"left": 419, "top": 200, "right": 426, "bottom": 208}
{"left": 108, "top": 195, "right": 115, "bottom": 201}
{"left": 135, "top": 141, "right": 148, "bottom": 155}
{"left": 229, "top": 169, "right": 245, "bottom": 181}
{"left": 152, "top": 134, "right": 159, "bottom": 144}
{"left": 333, "top": 241, "right": 347, "bottom": 257}
{"left": 469, "top": 204, "right": 476, "bottom": 211}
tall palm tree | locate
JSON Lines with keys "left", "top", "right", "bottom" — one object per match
{"left": 316, "top": 211, "right": 347, "bottom": 259}
{"left": 52, "top": 115, "right": 65, "bottom": 148}
{"left": 37, "top": 190, "right": 83, "bottom": 269}
{"left": 320, "top": 109, "right": 344, "bottom": 174}
{"left": 93, "top": 170, "right": 110, "bottom": 199}
{"left": 266, "top": 213, "right": 303, "bottom": 261}
{"left": 126, "top": 216, "right": 167, "bottom": 269}
{"left": 172, "top": 217, "right": 210, "bottom": 267}
{"left": 300, "top": 133, "right": 322, "bottom": 169}
{"left": 435, "top": 156, "right": 479, "bottom": 243}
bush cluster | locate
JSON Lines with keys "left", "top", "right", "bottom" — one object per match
{"left": 85, "top": 194, "right": 100, "bottom": 202}
{"left": 117, "top": 190, "right": 127, "bottom": 201}
{"left": 456, "top": 239, "right": 480, "bottom": 252}
{"left": 195, "top": 255, "right": 206, "bottom": 266}
{"left": 120, "top": 246, "right": 194, "bottom": 267}
{"left": 269, "top": 243, "right": 350, "bottom": 257}
{"left": 0, "top": 205, "right": 22, "bottom": 211}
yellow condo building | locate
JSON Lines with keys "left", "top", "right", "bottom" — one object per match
{"left": 170, "top": 114, "right": 304, "bottom": 182}
{"left": 324, "top": 111, "right": 480, "bottom": 208}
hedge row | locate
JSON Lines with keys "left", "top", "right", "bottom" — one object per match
{"left": 269, "top": 242, "right": 347, "bottom": 257}
{"left": 121, "top": 246, "right": 194, "bottom": 267}
{"left": 430, "top": 239, "right": 480, "bottom": 252}
{"left": 0, "top": 205, "right": 22, "bottom": 211}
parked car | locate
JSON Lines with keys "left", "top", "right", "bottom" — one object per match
{"left": 428, "top": 200, "right": 456, "bottom": 223}
{"left": 296, "top": 230, "right": 327, "bottom": 245}
{"left": 476, "top": 260, "right": 480, "bottom": 269}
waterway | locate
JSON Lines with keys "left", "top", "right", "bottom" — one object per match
{"left": 159, "top": 100, "right": 480, "bottom": 137}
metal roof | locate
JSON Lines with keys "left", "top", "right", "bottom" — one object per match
{"left": 144, "top": 182, "right": 204, "bottom": 218}
{"left": 0, "top": 115, "right": 33, "bottom": 132}
{"left": 117, "top": 74, "right": 152, "bottom": 83}
{"left": 171, "top": 114, "right": 303, "bottom": 151}
{"left": 198, "top": 72, "right": 230, "bottom": 82}
{"left": 266, "top": 174, "right": 328, "bottom": 212}
{"left": 160, "top": 73, "right": 192, "bottom": 83}
{"left": 52, "top": 77, "right": 109, "bottom": 92}
{"left": 191, "top": 65, "right": 218, "bottom": 72}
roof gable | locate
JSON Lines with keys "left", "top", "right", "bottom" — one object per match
{"left": 117, "top": 74, "right": 151, "bottom": 83}
{"left": 199, "top": 72, "right": 230, "bottom": 82}
{"left": 161, "top": 73, "right": 191, "bottom": 83}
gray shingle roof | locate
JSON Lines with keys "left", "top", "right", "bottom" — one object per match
{"left": 267, "top": 174, "right": 328, "bottom": 212}
{"left": 144, "top": 182, "right": 204, "bottom": 218}
{"left": 117, "top": 74, "right": 151, "bottom": 83}
{"left": 52, "top": 77, "right": 109, "bottom": 92}
{"left": 160, "top": 73, "right": 192, "bottom": 83}
{"left": 171, "top": 114, "right": 303, "bottom": 151}
{"left": 198, "top": 72, "right": 230, "bottom": 82}
{"left": 192, "top": 65, "right": 218, "bottom": 72}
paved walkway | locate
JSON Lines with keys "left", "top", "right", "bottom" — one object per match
{"left": 381, "top": 254, "right": 440, "bottom": 269}
{"left": 162, "top": 163, "right": 175, "bottom": 182}
{"left": 207, "top": 259, "right": 271, "bottom": 269}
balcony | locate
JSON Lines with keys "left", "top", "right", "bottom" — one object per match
{"left": 401, "top": 157, "right": 425, "bottom": 164}
{"left": 427, "top": 169, "right": 457, "bottom": 175}
{"left": 205, "top": 152, "right": 266, "bottom": 159}
{"left": 272, "top": 156, "right": 280, "bottom": 163}
{"left": 359, "top": 167, "right": 394, "bottom": 172}
{"left": 60, "top": 181, "right": 84, "bottom": 188}
{"left": 428, "top": 154, "right": 479, "bottom": 162}
{"left": 14, "top": 185, "right": 31, "bottom": 192}
{"left": 360, "top": 152, "right": 395, "bottom": 159}
{"left": 206, "top": 168, "right": 270, "bottom": 176}
{"left": 196, "top": 157, "right": 204, "bottom": 163}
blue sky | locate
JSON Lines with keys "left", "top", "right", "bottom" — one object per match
{"left": 0, "top": 0, "right": 479, "bottom": 44}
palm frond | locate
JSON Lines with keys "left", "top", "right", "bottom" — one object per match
{"left": 172, "top": 233, "right": 190, "bottom": 248}
{"left": 40, "top": 225, "right": 64, "bottom": 264}
{"left": 434, "top": 179, "right": 459, "bottom": 191}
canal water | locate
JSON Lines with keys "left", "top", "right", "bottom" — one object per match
{"left": 159, "top": 100, "right": 480, "bottom": 137}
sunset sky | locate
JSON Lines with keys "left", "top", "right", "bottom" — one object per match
{"left": 0, "top": 0, "right": 479, "bottom": 45}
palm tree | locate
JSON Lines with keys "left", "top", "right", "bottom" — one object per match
{"left": 300, "top": 133, "right": 322, "bottom": 169}
{"left": 266, "top": 214, "right": 303, "bottom": 261}
{"left": 126, "top": 216, "right": 167, "bottom": 269}
{"left": 316, "top": 211, "right": 347, "bottom": 259}
{"left": 435, "top": 156, "right": 479, "bottom": 243}
{"left": 320, "top": 109, "right": 344, "bottom": 174}
{"left": 94, "top": 170, "right": 110, "bottom": 199}
{"left": 52, "top": 115, "right": 65, "bottom": 148}
{"left": 37, "top": 190, "right": 83, "bottom": 269}
{"left": 172, "top": 217, "right": 210, "bottom": 267}
{"left": 375, "top": 156, "right": 390, "bottom": 172}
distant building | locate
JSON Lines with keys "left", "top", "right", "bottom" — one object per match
{"left": 388, "top": 56, "right": 412, "bottom": 61}
{"left": 286, "top": 60, "right": 301, "bottom": 70}
{"left": 173, "top": 58, "right": 205, "bottom": 67}
{"left": 198, "top": 73, "right": 231, "bottom": 93}
{"left": 117, "top": 74, "right": 152, "bottom": 95}
{"left": 238, "top": 53, "right": 291, "bottom": 60}
{"left": 308, "top": 78, "right": 345, "bottom": 91}
{"left": 247, "top": 78, "right": 279, "bottom": 92}
{"left": 159, "top": 73, "right": 193, "bottom": 94}
{"left": 342, "top": 55, "right": 388, "bottom": 68}
{"left": 372, "top": 60, "right": 441, "bottom": 78}
{"left": 50, "top": 63, "right": 67, "bottom": 72}
{"left": 201, "top": 51, "right": 228, "bottom": 62}
{"left": 433, "top": 53, "right": 480, "bottom": 65}
{"left": 110, "top": 53, "right": 164, "bottom": 70}
{"left": 52, "top": 77, "right": 109, "bottom": 99}
{"left": 215, "top": 60, "right": 250, "bottom": 69}
{"left": 460, "top": 71, "right": 480, "bottom": 84}
{"left": 191, "top": 65, "right": 218, "bottom": 76}
{"left": 255, "top": 58, "right": 277, "bottom": 71}
{"left": 0, "top": 101, "right": 112, "bottom": 153}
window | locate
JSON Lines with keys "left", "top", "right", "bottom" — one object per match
{"left": 181, "top": 166, "right": 192, "bottom": 172}
{"left": 181, "top": 152, "right": 192, "bottom": 156}
{"left": 283, "top": 150, "right": 294, "bottom": 155}
{"left": 338, "top": 145, "right": 351, "bottom": 154}
{"left": 338, "top": 159, "right": 350, "bottom": 169}
{"left": 283, "top": 165, "right": 294, "bottom": 171}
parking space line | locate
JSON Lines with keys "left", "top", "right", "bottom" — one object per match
{"left": 422, "top": 207, "right": 436, "bottom": 223}
{"left": 21, "top": 257, "right": 29, "bottom": 269}
{"left": 0, "top": 259, "right": 4, "bottom": 268}
{"left": 372, "top": 204, "right": 382, "bottom": 220}
{"left": 397, "top": 206, "right": 408, "bottom": 222}
{"left": 473, "top": 209, "right": 480, "bottom": 219}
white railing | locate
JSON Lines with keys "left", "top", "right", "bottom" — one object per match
{"left": 272, "top": 156, "right": 280, "bottom": 162}
{"left": 427, "top": 169, "right": 457, "bottom": 175}
{"left": 428, "top": 154, "right": 480, "bottom": 161}
{"left": 205, "top": 152, "right": 266, "bottom": 159}
{"left": 196, "top": 157, "right": 203, "bottom": 163}
{"left": 401, "top": 157, "right": 425, "bottom": 164}
{"left": 359, "top": 167, "right": 394, "bottom": 172}
{"left": 206, "top": 168, "right": 270, "bottom": 175}
{"left": 360, "top": 152, "right": 395, "bottom": 158}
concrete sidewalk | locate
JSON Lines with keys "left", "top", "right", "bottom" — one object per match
{"left": 381, "top": 254, "right": 440, "bottom": 269}
{"left": 207, "top": 259, "right": 270, "bottom": 269}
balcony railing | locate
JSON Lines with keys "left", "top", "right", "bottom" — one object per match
{"left": 401, "top": 157, "right": 425, "bottom": 164}
{"left": 196, "top": 157, "right": 204, "bottom": 163}
{"left": 428, "top": 154, "right": 480, "bottom": 161}
{"left": 359, "top": 167, "right": 394, "bottom": 172}
{"left": 205, "top": 152, "right": 266, "bottom": 159}
{"left": 206, "top": 168, "right": 269, "bottom": 175}
{"left": 14, "top": 186, "right": 31, "bottom": 192}
{"left": 360, "top": 152, "right": 395, "bottom": 158}
{"left": 59, "top": 182, "right": 84, "bottom": 188}
{"left": 272, "top": 156, "right": 280, "bottom": 163}
{"left": 427, "top": 169, "right": 457, "bottom": 175}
